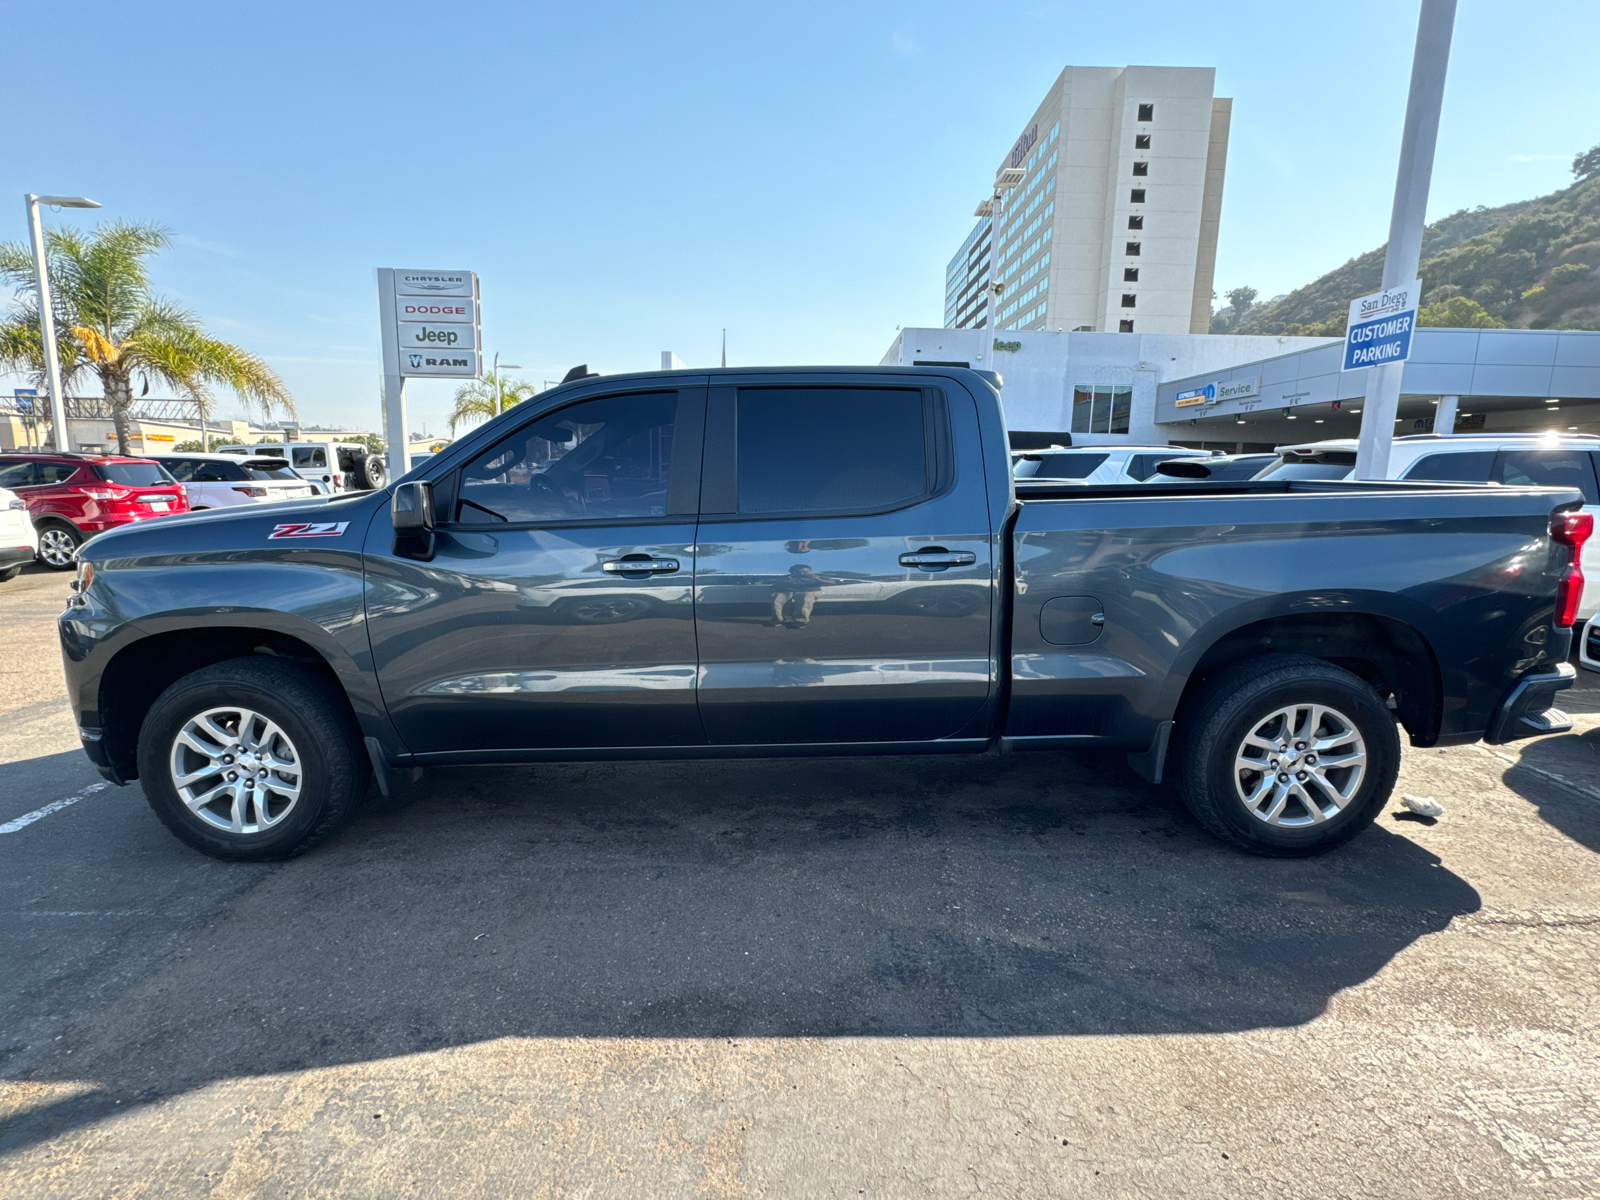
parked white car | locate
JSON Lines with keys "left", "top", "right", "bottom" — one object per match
{"left": 1259, "top": 433, "right": 1600, "bottom": 621}
{"left": 1013, "top": 444, "right": 1214, "bottom": 484}
{"left": 0, "top": 484, "right": 39, "bottom": 581}
{"left": 147, "top": 454, "right": 320, "bottom": 509}
{"left": 215, "top": 441, "right": 385, "bottom": 493}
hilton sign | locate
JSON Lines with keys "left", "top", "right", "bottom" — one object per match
{"left": 1008, "top": 124, "right": 1039, "bottom": 168}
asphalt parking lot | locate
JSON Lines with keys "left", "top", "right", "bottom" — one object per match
{"left": 2, "top": 561, "right": 1598, "bottom": 1198}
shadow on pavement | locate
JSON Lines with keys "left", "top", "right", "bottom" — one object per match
{"left": 1497, "top": 726, "right": 1600, "bottom": 853}
{"left": 1, "top": 749, "right": 1479, "bottom": 1153}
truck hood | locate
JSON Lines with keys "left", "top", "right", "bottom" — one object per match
{"left": 79, "top": 489, "right": 387, "bottom": 564}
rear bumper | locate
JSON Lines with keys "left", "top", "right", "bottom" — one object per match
{"left": 0, "top": 544, "right": 35, "bottom": 569}
{"left": 1485, "top": 663, "right": 1576, "bottom": 744}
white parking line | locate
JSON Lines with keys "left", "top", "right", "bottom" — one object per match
{"left": 1472, "top": 743, "right": 1600, "bottom": 806}
{"left": 0, "top": 781, "right": 113, "bottom": 834}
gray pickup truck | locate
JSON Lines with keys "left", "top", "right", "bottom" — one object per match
{"left": 60, "top": 366, "right": 1588, "bottom": 862}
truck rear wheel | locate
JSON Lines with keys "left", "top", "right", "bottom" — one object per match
{"left": 136, "top": 657, "right": 369, "bottom": 861}
{"left": 1171, "top": 655, "right": 1399, "bottom": 857}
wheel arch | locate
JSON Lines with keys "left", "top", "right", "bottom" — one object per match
{"left": 98, "top": 620, "right": 379, "bottom": 782}
{"left": 1161, "top": 594, "right": 1445, "bottom": 747}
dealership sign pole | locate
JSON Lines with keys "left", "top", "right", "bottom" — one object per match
{"left": 377, "top": 268, "right": 482, "bottom": 478}
{"left": 1352, "top": 0, "right": 1456, "bottom": 480}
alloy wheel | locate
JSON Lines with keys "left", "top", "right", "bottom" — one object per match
{"left": 1232, "top": 702, "right": 1367, "bottom": 826}
{"left": 38, "top": 529, "right": 77, "bottom": 568}
{"left": 168, "top": 706, "right": 303, "bottom": 835}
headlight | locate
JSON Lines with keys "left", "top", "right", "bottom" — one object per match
{"left": 72, "top": 560, "right": 95, "bottom": 594}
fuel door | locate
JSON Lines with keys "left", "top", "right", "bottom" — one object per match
{"left": 1040, "top": 595, "right": 1104, "bottom": 646}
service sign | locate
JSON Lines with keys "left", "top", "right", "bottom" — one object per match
{"left": 1343, "top": 279, "right": 1421, "bottom": 371}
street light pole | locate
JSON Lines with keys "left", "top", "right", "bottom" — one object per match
{"left": 24, "top": 194, "right": 101, "bottom": 452}
{"left": 1353, "top": 0, "right": 1457, "bottom": 479}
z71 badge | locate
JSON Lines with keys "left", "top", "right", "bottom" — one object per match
{"left": 269, "top": 522, "right": 350, "bottom": 540}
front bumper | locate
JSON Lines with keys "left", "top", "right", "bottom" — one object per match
{"left": 1485, "top": 663, "right": 1576, "bottom": 744}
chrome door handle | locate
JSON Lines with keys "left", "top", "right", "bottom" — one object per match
{"left": 602, "top": 557, "right": 680, "bottom": 574}
{"left": 899, "top": 550, "right": 977, "bottom": 567}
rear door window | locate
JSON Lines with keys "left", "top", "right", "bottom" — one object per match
{"left": 292, "top": 447, "right": 328, "bottom": 469}
{"left": 1496, "top": 449, "right": 1600, "bottom": 504}
{"left": 38, "top": 463, "right": 85, "bottom": 484}
{"left": 163, "top": 459, "right": 196, "bottom": 482}
{"left": 1402, "top": 451, "right": 1495, "bottom": 483}
{"left": 733, "top": 387, "right": 934, "bottom": 514}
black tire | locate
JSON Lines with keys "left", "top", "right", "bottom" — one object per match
{"left": 1171, "top": 654, "right": 1400, "bottom": 857}
{"left": 136, "top": 657, "right": 369, "bottom": 861}
{"left": 0, "top": 565, "right": 20, "bottom": 582}
{"left": 35, "top": 520, "right": 82, "bottom": 570}
{"left": 359, "top": 455, "right": 386, "bottom": 489}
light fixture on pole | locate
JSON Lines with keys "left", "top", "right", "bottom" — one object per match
{"left": 24, "top": 194, "right": 101, "bottom": 452}
{"left": 979, "top": 168, "right": 1027, "bottom": 346}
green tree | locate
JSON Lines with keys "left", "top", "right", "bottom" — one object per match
{"left": 1573, "top": 144, "right": 1600, "bottom": 182}
{"left": 0, "top": 221, "right": 292, "bottom": 455}
{"left": 172, "top": 440, "right": 206, "bottom": 452}
{"left": 1417, "top": 295, "right": 1506, "bottom": 328}
{"left": 448, "top": 369, "right": 536, "bottom": 432}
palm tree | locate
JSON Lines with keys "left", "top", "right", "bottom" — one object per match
{"left": 448, "top": 369, "right": 536, "bottom": 433}
{"left": 0, "top": 221, "right": 292, "bottom": 455}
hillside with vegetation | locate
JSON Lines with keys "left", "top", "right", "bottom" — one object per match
{"left": 1211, "top": 144, "right": 1600, "bottom": 337}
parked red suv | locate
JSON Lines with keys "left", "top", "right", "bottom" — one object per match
{"left": 0, "top": 453, "right": 189, "bottom": 569}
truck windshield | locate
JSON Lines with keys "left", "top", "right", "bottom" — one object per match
{"left": 96, "top": 463, "right": 176, "bottom": 486}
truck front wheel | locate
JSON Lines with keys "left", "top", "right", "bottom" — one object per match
{"left": 136, "top": 657, "right": 369, "bottom": 861}
{"left": 1171, "top": 655, "right": 1400, "bottom": 856}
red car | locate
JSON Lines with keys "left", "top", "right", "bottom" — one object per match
{"left": 0, "top": 452, "right": 189, "bottom": 569}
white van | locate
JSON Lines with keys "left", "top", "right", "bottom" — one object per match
{"left": 215, "top": 441, "right": 386, "bottom": 492}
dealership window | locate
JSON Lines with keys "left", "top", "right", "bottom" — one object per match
{"left": 1127, "top": 215, "right": 1143, "bottom": 230}
{"left": 1130, "top": 189, "right": 1145, "bottom": 203}
{"left": 1132, "top": 161, "right": 1149, "bottom": 177}
{"left": 1121, "top": 294, "right": 1137, "bottom": 308}
{"left": 1124, "top": 267, "right": 1139, "bottom": 282}
{"left": 1137, "top": 103, "right": 1155, "bottom": 121}
{"left": 1119, "top": 320, "right": 1135, "bottom": 333}
{"left": 1135, "top": 133, "right": 1151, "bottom": 150}
{"left": 1125, "top": 241, "right": 1141, "bottom": 256}
{"left": 1071, "top": 385, "right": 1133, "bottom": 435}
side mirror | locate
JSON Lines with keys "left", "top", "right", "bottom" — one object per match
{"left": 392, "top": 481, "right": 435, "bottom": 531}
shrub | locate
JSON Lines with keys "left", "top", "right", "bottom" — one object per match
{"left": 1548, "top": 262, "right": 1593, "bottom": 287}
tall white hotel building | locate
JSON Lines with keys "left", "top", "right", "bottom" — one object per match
{"left": 945, "top": 65, "right": 1231, "bottom": 336}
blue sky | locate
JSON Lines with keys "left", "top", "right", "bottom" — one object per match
{"left": 3, "top": 0, "right": 1595, "bottom": 435}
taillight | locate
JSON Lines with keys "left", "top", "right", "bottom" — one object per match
{"left": 1551, "top": 509, "right": 1593, "bottom": 628}
{"left": 233, "top": 486, "right": 269, "bottom": 497}
{"left": 80, "top": 488, "right": 131, "bottom": 501}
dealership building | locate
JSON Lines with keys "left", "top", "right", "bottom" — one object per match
{"left": 881, "top": 326, "right": 1600, "bottom": 449}
{"left": 944, "top": 64, "right": 1231, "bottom": 337}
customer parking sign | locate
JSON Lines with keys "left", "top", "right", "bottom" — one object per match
{"left": 1343, "top": 280, "right": 1421, "bottom": 371}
